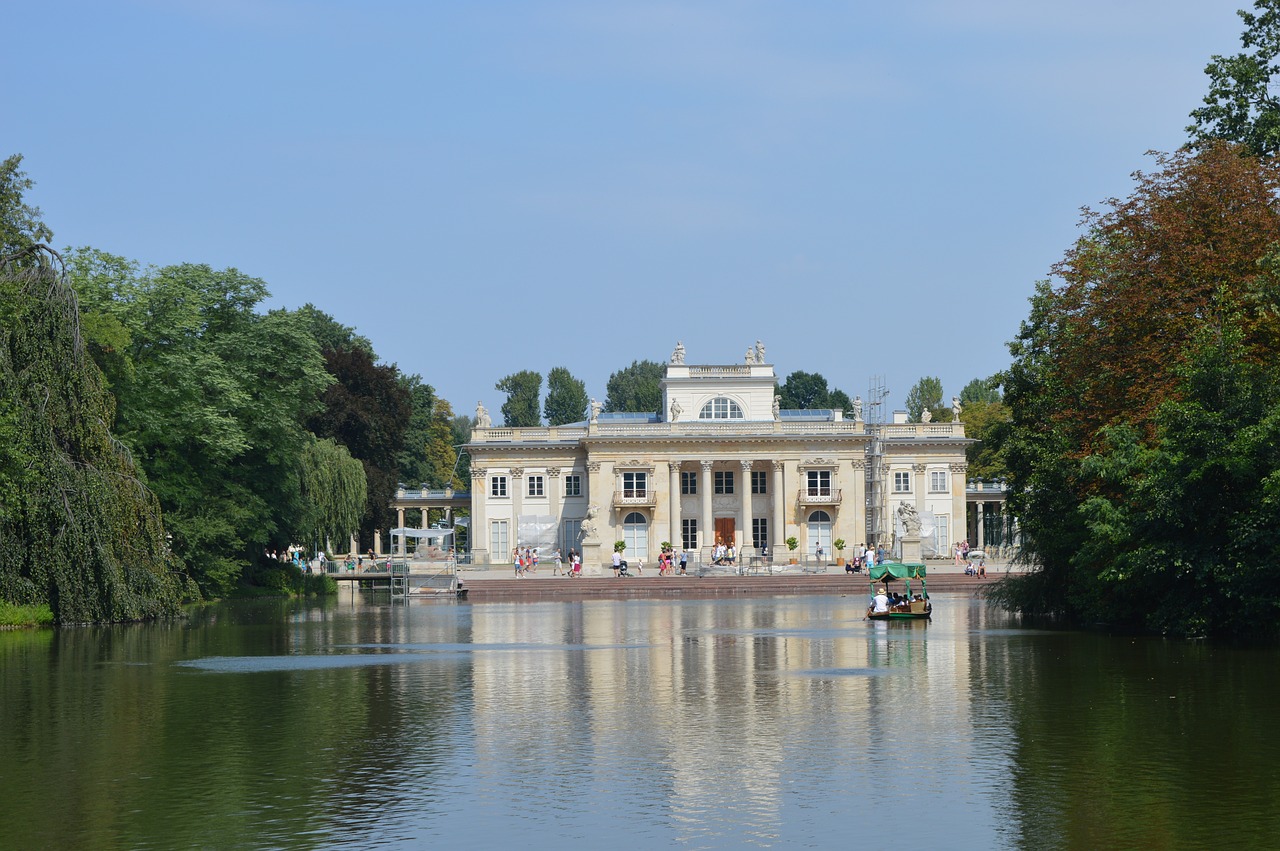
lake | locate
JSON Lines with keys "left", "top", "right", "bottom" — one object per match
{"left": 3, "top": 591, "right": 1278, "bottom": 849}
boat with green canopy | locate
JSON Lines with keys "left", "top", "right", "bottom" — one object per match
{"left": 866, "top": 562, "right": 931, "bottom": 620}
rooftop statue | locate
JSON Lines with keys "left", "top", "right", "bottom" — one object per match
{"left": 670, "top": 398, "right": 682, "bottom": 422}
{"left": 921, "top": 408, "right": 933, "bottom": 423}
{"left": 475, "top": 401, "right": 492, "bottom": 429}
{"left": 853, "top": 395, "right": 863, "bottom": 422}
{"left": 952, "top": 396, "right": 962, "bottom": 423}
{"left": 671, "top": 341, "right": 685, "bottom": 364}
{"left": 772, "top": 394, "right": 781, "bottom": 421}
{"left": 754, "top": 340, "right": 766, "bottom": 363}
{"left": 589, "top": 398, "right": 602, "bottom": 424}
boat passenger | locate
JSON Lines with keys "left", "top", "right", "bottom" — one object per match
{"left": 873, "top": 587, "right": 889, "bottom": 613}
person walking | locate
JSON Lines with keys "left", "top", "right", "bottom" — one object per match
{"left": 679, "top": 549, "right": 688, "bottom": 575}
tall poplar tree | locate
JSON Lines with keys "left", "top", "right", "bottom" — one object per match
{"left": 544, "top": 366, "right": 589, "bottom": 425}
{"left": 496, "top": 370, "right": 542, "bottom": 427}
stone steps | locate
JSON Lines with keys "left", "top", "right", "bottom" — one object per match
{"left": 463, "top": 572, "right": 998, "bottom": 600}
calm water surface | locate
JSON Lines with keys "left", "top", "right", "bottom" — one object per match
{"left": 3, "top": 591, "right": 1278, "bottom": 849}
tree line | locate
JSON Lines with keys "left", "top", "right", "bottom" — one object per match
{"left": 1, "top": 155, "right": 467, "bottom": 615}
{"left": 989, "top": 0, "right": 1280, "bottom": 638}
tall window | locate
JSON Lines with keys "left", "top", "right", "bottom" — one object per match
{"left": 490, "top": 476, "right": 508, "bottom": 498}
{"left": 930, "top": 470, "right": 948, "bottom": 493}
{"left": 752, "top": 518, "right": 769, "bottom": 551}
{"left": 714, "top": 471, "right": 734, "bottom": 494}
{"left": 490, "top": 520, "right": 509, "bottom": 558}
{"left": 527, "top": 475, "right": 544, "bottom": 497}
{"left": 893, "top": 471, "right": 911, "bottom": 493}
{"left": 698, "top": 397, "right": 744, "bottom": 419}
{"left": 807, "top": 510, "right": 832, "bottom": 555}
{"left": 807, "top": 470, "right": 832, "bottom": 496}
{"left": 681, "top": 471, "right": 697, "bottom": 495}
{"left": 751, "top": 471, "right": 767, "bottom": 494}
{"left": 682, "top": 519, "right": 698, "bottom": 552}
{"left": 564, "top": 475, "right": 581, "bottom": 497}
{"left": 623, "top": 511, "right": 649, "bottom": 559}
{"left": 622, "top": 472, "right": 647, "bottom": 498}
{"left": 933, "top": 514, "right": 949, "bottom": 551}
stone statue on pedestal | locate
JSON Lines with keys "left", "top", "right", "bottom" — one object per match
{"left": 754, "top": 340, "right": 766, "bottom": 363}
{"left": 952, "top": 396, "right": 962, "bottom": 423}
{"left": 853, "top": 395, "right": 863, "bottom": 422}
{"left": 579, "top": 504, "right": 599, "bottom": 541}
{"left": 589, "top": 398, "right": 602, "bottom": 424}
{"left": 921, "top": 408, "right": 933, "bottom": 423}
{"left": 896, "top": 501, "right": 921, "bottom": 536}
{"left": 671, "top": 341, "right": 685, "bottom": 364}
{"left": 772, "top": 394, "right": 781, "bottom": 421}
{"left": 670, "top": 398, "right": 682, "bottom": 422}
{"left": 475, "top": 401, "right": 491, "bottom": 429}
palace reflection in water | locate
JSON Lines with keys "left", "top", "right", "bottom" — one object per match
{"left": 3, "top": 592, "right": 1277, "bottom": 849}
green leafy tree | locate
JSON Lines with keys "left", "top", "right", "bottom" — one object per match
{"left": 995, "top": 144, "right": 1280, "bottom": 637}
{"left": 2, "top": 248, "right": 183, "bottom": 621}
{"left": 496, "top": 370, "right": 542, "bottom": 427}
{"left": 0, "top": 154, "right": 53, "bottom": 258}
{"left": 309, "top": 344, "right": 412, "bottom": 545}
{"left": 69, "top": 250, "right": 335, "bottom": 595}
{"left": 959, "top": 399, "right": 1012, "bottom": 480}
{"left": 777, "top": 371, "right": 830, "bottom": 409}
{"left": 828, "top": 388, "right": 853, "bottom": 417}
{"left": 423, "top": 397, "right": 463, "bottom": 490}
{"left": 544, "top": 366, "right": 589, "bottom": 425}
{"left": 1188, "top": 1, "right": 1280, "bottom": 156}
{"left": 960, "top": 375, "right": 1002, "bottom": 405}
{"left": 451, "top": 413, "right": 473, "bottom": 482}
{"left": 904, "top": 376, "right": 945, "bottom": 422}
{"left": 396, "top": 375, "right": 438, "bottom": 487}
{"left": 298, "top": 436, "right": 367, "bottom": 551}
{"left": 604, "top": 360, "right": 664, "bottom": 413}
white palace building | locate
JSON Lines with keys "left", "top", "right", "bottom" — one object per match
{"left": 464, "top": 343, "right": 971, "bottom": 567}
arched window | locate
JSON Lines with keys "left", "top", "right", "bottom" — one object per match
{"left": 698, "top": 397, "right": 744, "bottom": 420}
{"left": 623, "top": 511, "right": 649, "bottom": 560}
{"left": 807, "top": 510, "right": 832, "bottom": 556}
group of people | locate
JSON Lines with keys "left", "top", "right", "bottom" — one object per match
{"left": 871, "top": 586, "right": 927, "bottom": 613}
{"left": 655, "top": 545, "right": 688, "bottom": 576}
{"left": 515, "top": 546, "right": 588, "bottom": 578}
{"left": 710, "top": 541, "right": 736, "bottom": 566}
{"left": 844, "top": 543, "right": 887, "bottom": 574}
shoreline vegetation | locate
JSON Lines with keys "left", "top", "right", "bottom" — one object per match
{"left": 0, "top": 601, "right": 54, "bottom": 628}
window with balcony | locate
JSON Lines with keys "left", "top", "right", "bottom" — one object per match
{"left": 807, "top": 470, "right": 832, "bottom": 497}
{"left": 622, "top": 472, "right": 647, "bottom": 498}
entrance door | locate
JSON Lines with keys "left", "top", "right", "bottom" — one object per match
{"left": 714, "top": 517, "right": 735, "bottom": 548}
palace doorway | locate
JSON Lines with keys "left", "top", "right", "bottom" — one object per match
{"left": 714, "top": 518, "right": 735, "bottom": 548}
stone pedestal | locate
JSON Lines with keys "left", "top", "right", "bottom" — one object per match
{"left": 900, "top": 535, "right": 922, "bottom": 564}
{"left": 582, "top": 541, "right": 604, "bottom": 575}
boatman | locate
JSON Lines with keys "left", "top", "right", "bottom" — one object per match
{"left": 873, "top": 586, "right": 890, "bottom": 613}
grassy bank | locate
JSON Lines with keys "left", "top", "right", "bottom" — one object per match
{"left": 0, "top": 601, "right": 55, "bottom": 628}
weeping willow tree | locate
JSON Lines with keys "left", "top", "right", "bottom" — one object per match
{"left": 0, "top": 246, "right": 184, "bottom": 622}
{"left": 298, "top": 435, "right": 367, "bottom": 552}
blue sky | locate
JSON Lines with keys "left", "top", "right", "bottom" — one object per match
{"left": 3, "top": 0, "right": 1245, "bottom": 419}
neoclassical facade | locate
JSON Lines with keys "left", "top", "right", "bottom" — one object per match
{"left": 466, "top": 345, "right": 970, "bottom": 566}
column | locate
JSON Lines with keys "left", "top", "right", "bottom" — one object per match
{"left": 739, "top": 460, "right": 753, "bottom": 553}
{"left": 950, "top": 463, "right": 967, "bottom": 554}
{"left": 771, "top": 460, "right": 785, "bottom": 563}
{"left": 913, "top": 463, "right": 927, "bottom": 512}
{"left": 700, "top": 460, "right": 714, "bottom": 551}
{"left": 582, "top": 460, "right": 604, "bottom": 571}
{"left": 373, "top": 530, "right": 382, "bottom": 557}
{"left": 547, "top": 467, "right": 562, "bottom": 548}
{"left": 470, "top": 467, "right": 489, "bottom": 564}
{"left": 851, "top": 459, "right": 867, "bottom": 548}
{"left": 977, "top": 501, "right": 986, "bottom": 549}
{"left": 510, "top": 467, "right": 524, "bottom": 547}
{"left": 668, "top": 461, "right": 682, "bottom": 551}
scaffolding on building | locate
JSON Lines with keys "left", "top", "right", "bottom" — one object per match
{"left": 865, "top": 376, "right": 890, "bottom": 547}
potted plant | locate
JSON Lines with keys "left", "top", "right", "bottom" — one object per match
{"left": 834, "top": 538, "right": 846, "bottom": 567}
{"left": 614, "top": 540, "right": 627, "bottom": 553}
{"left": 785, "top": 536, "right": 799, "bottom": 564}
